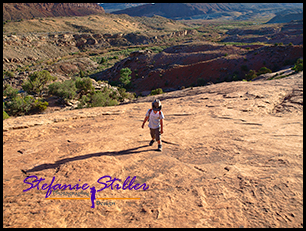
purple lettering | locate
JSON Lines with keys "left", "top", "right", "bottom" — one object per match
{"left": 41, "top": 183, "right": 49, "bottom": 190}
{"left": 23, "top": 175, "right": 38, "bottom": 192}
{"left": 71, "top": 180, "right": 82, "bottom": 190}
{"left": 114, "top": 183, "right": 121, "bottom": 190}
{"left": 52, "top": 184, "right": 62, "bottom": 191}
{"left": 142, "top": 183, "right": 149, "bottom": 191}
{"left": 122, "top": 176, "right": 136, "bottom": 190}
{"left": 108, "top": 177, "right": 121, "bottom": 190}
{"left": 58, "top": 182, "right": 82, "bottom": 191}
{"left": 82, "top": 183, "right": 89, "bottom": 190}
{"left": 33, "top": 177, "right": 45, "bottom": 190}
{"left": 59, "top": 184, "right": 72, "bottom": 190}
{"left": 132, "top": 183, "right": 140, "bottom": 190}
{"left": 97, "top": 176, "right": 111, "bottom": 192}
{"left": 44, "top": 176, "right": 56, "bottom": 198}
{"left": 23, "top": 175, "right": 45, "bottom": 192}
{"left": 23, "top": 175, "right": 149, "bottom": 208}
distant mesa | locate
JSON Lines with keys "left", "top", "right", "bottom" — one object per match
{"left": 3, "top": 3, "right": 105, "bottom": 22}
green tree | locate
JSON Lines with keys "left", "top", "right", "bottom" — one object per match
{"left": 119, "top": 68, "right": 132, "bottom": 87}
{"left": 22, "top": 70, "right": 56, "bottom": 96}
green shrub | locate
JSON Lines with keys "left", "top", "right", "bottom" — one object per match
{"left": 257, "top": 67, "right": 272, "bottom": 76}
{"left": 88, "top": 91, "right": 118, "bottom": 107}
{"left": 292, "top": 58, "right": 303, "bottom": 72}
{"left": 75, "top": 77, "right": 95, "bottom": 95}
{"left": 79, "top": 70, "right": 86, "bottom": 78}
{"left": 117, "top": 87, "right": 135, "bottom": 101}
{"left": 99, "top": 57, "right": 107, "bottom": 64}
{"left": 33, "top": 99, "right": 48, "bottom": 112}
{"left": 3, "top": 110, "right": 9, "bottom": 120}
{"left": 5, "top": 95, "right": 35, "bottom": 116}
{"left": 77, "top": 95, "right": 91, "bottom": 109}
{"left": 48, "top": 80, "right": 77, "bottom": 101}
{"left": 150, "top": 88, "right": 163, "bottom": 95}
{"left": 3, "top": 71, "right": 15, "bottom": 78}
{"left": 3, "top": 84, "right": 19, "bottom": 99}
{"left": 245, "top": 70, "right": 257, "bottom": 81}
{"left": 119, "top": 68, "right": 132, "bottom": 87}
{"left": 232, "top": 74, "right": 239, "bottom": 81}
{"left": 22, "top": 70, "right": 56, "bottom": 96}
{"left": 197, "top": 78, "right": 207, "bottom": 86}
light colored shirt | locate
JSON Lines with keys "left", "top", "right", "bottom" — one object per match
{"left": 146, "top": 109, "right": 164, "bottom": 129}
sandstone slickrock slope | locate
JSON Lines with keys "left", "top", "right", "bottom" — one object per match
{"left": 3, "top": 3, "right": 105, "bottom": 22}
{"left": 3, "top": 72, "right": 303, "bottom": 228}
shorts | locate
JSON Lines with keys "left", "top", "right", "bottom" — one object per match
{"left": 150, "top": 128, "right": 161, "bottom": 141}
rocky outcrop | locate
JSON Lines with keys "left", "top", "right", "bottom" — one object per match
{"left": 3, "top": 3, "right": 105, "bottom": 22}
{"left": 94, "top": 42, "right": 303, "bottom": 95}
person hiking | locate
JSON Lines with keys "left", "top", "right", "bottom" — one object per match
{"left": 141, "top": 99, "right": 164, "bottom": 151}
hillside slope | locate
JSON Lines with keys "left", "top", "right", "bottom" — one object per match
{"left": 267, "top": 8, "right": 303, "bottom": 23}
{"left": 113, "top": 3, "right": 303, "bottom": 20}
{"left": 99, "top": 3, "right": 146, "bottom": 13}
{"left": 3, "top": 73, "right": 303, "bottom": 228}
{"left": 3, "top": 3, "right": 105, "bottom": 22}
{"left": 113, "top": 3, "right": 236, "bottom": 19}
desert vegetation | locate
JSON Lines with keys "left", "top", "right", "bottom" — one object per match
{"left": 3, "top": 69, "right": 135, "bottom": 118}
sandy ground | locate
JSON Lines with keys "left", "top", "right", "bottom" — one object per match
{"left": 3, "top": 73, "right": 303, "bottom": 228}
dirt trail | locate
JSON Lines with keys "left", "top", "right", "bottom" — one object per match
{"left": 3, "top": 73, "right": 303, "bottom": 228}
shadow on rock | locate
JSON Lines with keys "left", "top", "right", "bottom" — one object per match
{"left": 23, "top": 145, "right": 151, "bottom": 174}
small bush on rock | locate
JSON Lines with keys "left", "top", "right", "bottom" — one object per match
{"left": 292, "top": 59, "right": 303, "bottom": 72}
{"left": 150, "top": 88, "right": 163, "bottom": 95}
